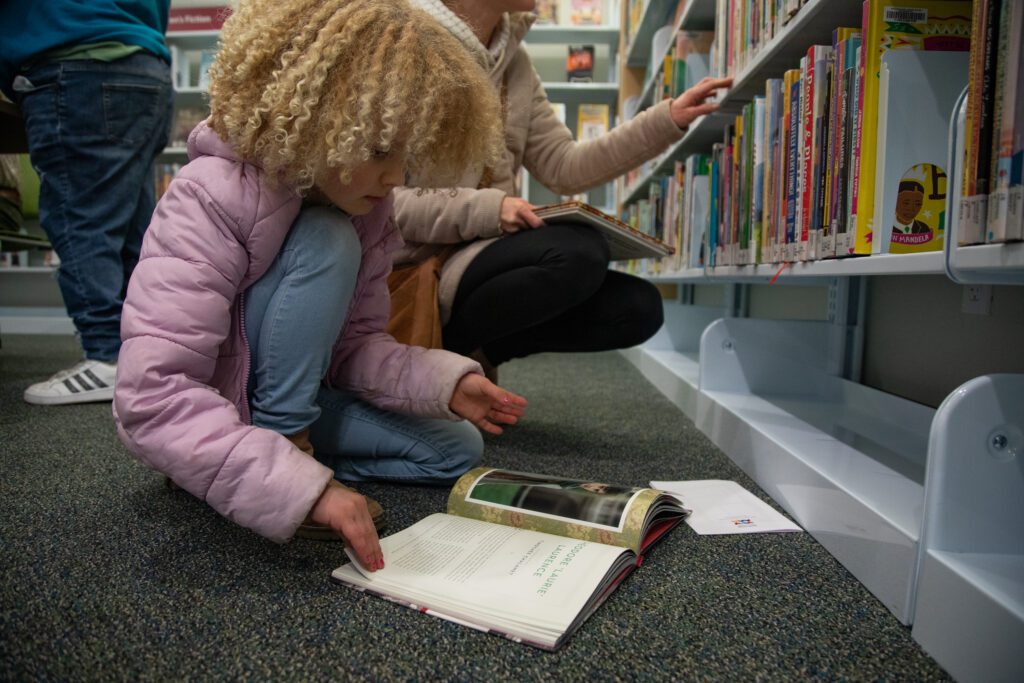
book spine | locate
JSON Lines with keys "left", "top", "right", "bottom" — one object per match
{"left": 1010, "top": 22, "right": 1024, "bottom": 240}
{"left": 773, "top": 78, "right": 787, "bottom": 262}
{"left": 752, "top": 96, "right": 766, "bottom": 264}
{"left": 811, "top": 46, "right": 832, "bottom": 259}
{"left": 964, "top": 0, "right": 986, "bottom": 198}
{"left": 798, "top": 54, "right": 810, "bottom": 260}
{"left": 739, "top": 105, "right": 751, "bottom": 265}
{"left": 974, "top": 0, "right": 1002, "bottom": 198}
{"left": 786, "top": 75, "right": 801, "bottom": 261}
{"left": 849, "top": 0, "right": 871, "bottom": 250}
{"left": 986, "top": 0, "right": 1022, "bottom": 242}
{"left": 709, "top": 144, "right": 721, "bottom": 266}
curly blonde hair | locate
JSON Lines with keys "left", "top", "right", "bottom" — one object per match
{"left": 207, "top": 0, "right": 503, "bottom": 191}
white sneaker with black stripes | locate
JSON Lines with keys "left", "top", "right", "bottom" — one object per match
{"left": 23, "top": 359, "right": 117, "bottom": 405}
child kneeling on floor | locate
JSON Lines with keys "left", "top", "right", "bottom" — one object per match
{"left": 113, "top": 0, "right": 527, "bottom": 571}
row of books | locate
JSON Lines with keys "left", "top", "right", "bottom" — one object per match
{"left": 959, "top": 0, "right": 1024, "bottom": 244}
{"left": 619, "top": 30, "right": 712, "bottom": 196}
{"left": 649, "top": 28, "right": 714, "bottom": 104}
{"left": 621, "top": 155, "right": 711, "bottom": 273}
{"left": 711, "top": 0, "right": 809, "bottom": 82}
{"left": 621, "top": 1, "right": 997, "bottom": 269}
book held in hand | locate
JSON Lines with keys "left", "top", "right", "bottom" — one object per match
{"left": 533, "top": 201, "right": 675, "bottom": 261}
{"left": 331, "top": 467, "right": 689, "bottom": 651}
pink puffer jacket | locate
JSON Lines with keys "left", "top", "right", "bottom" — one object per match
{"left": 113, "top": 123, "right": 480, "bottom": 542}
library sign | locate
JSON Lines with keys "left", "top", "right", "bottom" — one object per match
{"left": 168, "top": 6, "right": 231, "bottom": 32}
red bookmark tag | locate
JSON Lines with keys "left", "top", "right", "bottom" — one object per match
{"left": 769, "top": 262, "right": 792, "bottom": 285}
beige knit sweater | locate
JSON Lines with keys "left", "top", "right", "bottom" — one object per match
{"left": 393, "top": 10, "right": 687, "bottom": 324}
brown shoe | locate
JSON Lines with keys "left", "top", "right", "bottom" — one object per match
{"left": 295, "top": 479, "right": 386, "bottom": 541}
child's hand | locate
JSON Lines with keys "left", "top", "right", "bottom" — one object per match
{"left": 669, "top": 76, "right": 734, "bottom": 130}
{"left": 309, "top": 484, "right": 384, "bottom": 571}
{"left": 450, "top": 373, "right": 528, "bottom": 435}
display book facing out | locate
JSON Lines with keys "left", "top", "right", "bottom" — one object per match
{"left": 331, "top": 467, "right": 689, "bottom": 651}
{"left": 534, "top": 201, "right": 675, "bottom": 261}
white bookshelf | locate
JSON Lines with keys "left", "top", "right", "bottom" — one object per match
{"left": 541, "top": 82, "right": 620, "bottom": 106}
{"left": 526, "top": 24, "right": 621, "bottom": 45}
{"left": 617, "top": 2, "right": 1024, "bottom": 679}
{"left": 523, "top": 17, "right": 623, "bottom": 209}
{"left": 678, "top": 0, "right": 715, "bottom": 30}
{"left": 644, "top": 243, "right": 1024, "bottom": 283}
{"left": 624, "top": 0, "right": 676, "bottom": 66}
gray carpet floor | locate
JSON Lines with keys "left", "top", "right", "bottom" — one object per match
{"left": 1, "top": 334, "right": 949, "bottom": 681}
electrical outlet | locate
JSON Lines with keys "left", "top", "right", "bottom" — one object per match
{"left": 962, "top": 284, "right": 992, "bottom": 315}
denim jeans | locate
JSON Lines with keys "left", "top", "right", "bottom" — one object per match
{"left": 13, "top": 52, "right": 173, "bottom": 362}
{"left": 244, "top": 206, "right": 482, "bottom": 484}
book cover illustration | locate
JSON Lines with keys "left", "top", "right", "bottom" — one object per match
{"left": 450, "top": 468, "right": 658, "bottom": 550}
{"left": 534, "top": 0, "right": 559, "bottom": 25}
{"left": 570, "top": 0, "right": 603, "bottom": 26}
{"left": 874, "top": 50, "right": 968, "bottom": 253}
{"left": 576, "top": 103, "right": 609, "bottom": 142}
{"left": 566, "top": 44, "right": 595, "bottom": 82}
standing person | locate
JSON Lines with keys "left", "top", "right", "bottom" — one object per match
{"left": 0, "top": 0, "right": 174, "bottom": 405}
{"left": 393, "top": 0, "right": 732, "bottom": 379}
{"left": 113, "top": 0, "right": 527, "bottom": 571}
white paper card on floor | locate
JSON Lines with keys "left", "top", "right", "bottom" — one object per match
{"left": 649, "top": 480, "right": 802, "bottom": 535}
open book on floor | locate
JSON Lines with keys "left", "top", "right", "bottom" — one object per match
{"left": 331, "top": 467, "right": 689, "bottom": 651}
{"left": 533, "top": 201, "right": 674, "bottom": 261}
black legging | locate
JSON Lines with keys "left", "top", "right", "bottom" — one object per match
{"left": 442, "top": 223, "right": 664, "bottom": 365}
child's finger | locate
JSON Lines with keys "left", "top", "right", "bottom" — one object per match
{"left": 487, "top": 385, "right": 527, "bottom": 407}
{"left": 488, "top": 409, "right": 519, "bottom": 425}
{"left": 476, "top": 418, "right": 504, "bottom": 435}
{"left": 491, "top": 402, "right": 525, "bottom": 418}
{"left": 344, "top": 513, "right": 383, "bottom": 571}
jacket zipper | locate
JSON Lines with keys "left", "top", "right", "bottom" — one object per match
{"left": 238, "top": 292, "right": 253, "bottom": 426}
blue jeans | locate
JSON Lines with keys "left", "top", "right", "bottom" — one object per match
{"left": 244, "top": 206, "right": 482, "bottom": 484}
{"left": 13, "top": 52, "right": 173, "bottom": 362}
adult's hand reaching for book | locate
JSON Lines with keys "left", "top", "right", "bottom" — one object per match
{"left": 499, "top": 196, "right": 545, "bottom": 234}
{"left": 310, "top": 484, "right": 384, "bottom": 571}
{"left": 669, "top": 76, "right": 734, "bottom": 131}
{"left": 450, "top": 373, "right": 528, "bottom": 435}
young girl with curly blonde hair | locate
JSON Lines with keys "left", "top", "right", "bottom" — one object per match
{"left": 113, "top": 0, "right": 527, "bottom": 572}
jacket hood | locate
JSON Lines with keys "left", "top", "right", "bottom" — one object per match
{"left": 187, "top": 119, "right": 242, "bottom": 164}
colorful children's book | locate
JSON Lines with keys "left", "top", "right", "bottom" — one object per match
{"left": 671, "top": 32, "right": 714, "bottom": 98}
{"left": 785, "top": 69, "right": 801, "bottom": 261}
{"left": 534, "top": 0, "right": 559, "bottom": 25}
{"left": 331, "top": 468, "right": 688, "bottom": 652}
{"left": 851, "top": 0, "right": 972, "bottom": 254}
{"left": 687, "top": 155, "right": 712, "bottom": 268}
{"left": 570, "top": 0, "right": 603, "bottom": 26}
{"left": 576, "top": 103, "right": 609, "bottom": 142}
{"left": 566, "top": 44, "right": 595, "bottom": 82}
{"left": 873, "top": 50, "right": 969, "bottom": 253}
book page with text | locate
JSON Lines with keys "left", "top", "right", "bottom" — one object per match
{"left": 332, "top": 513, "right": 630, "bottom": 642}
